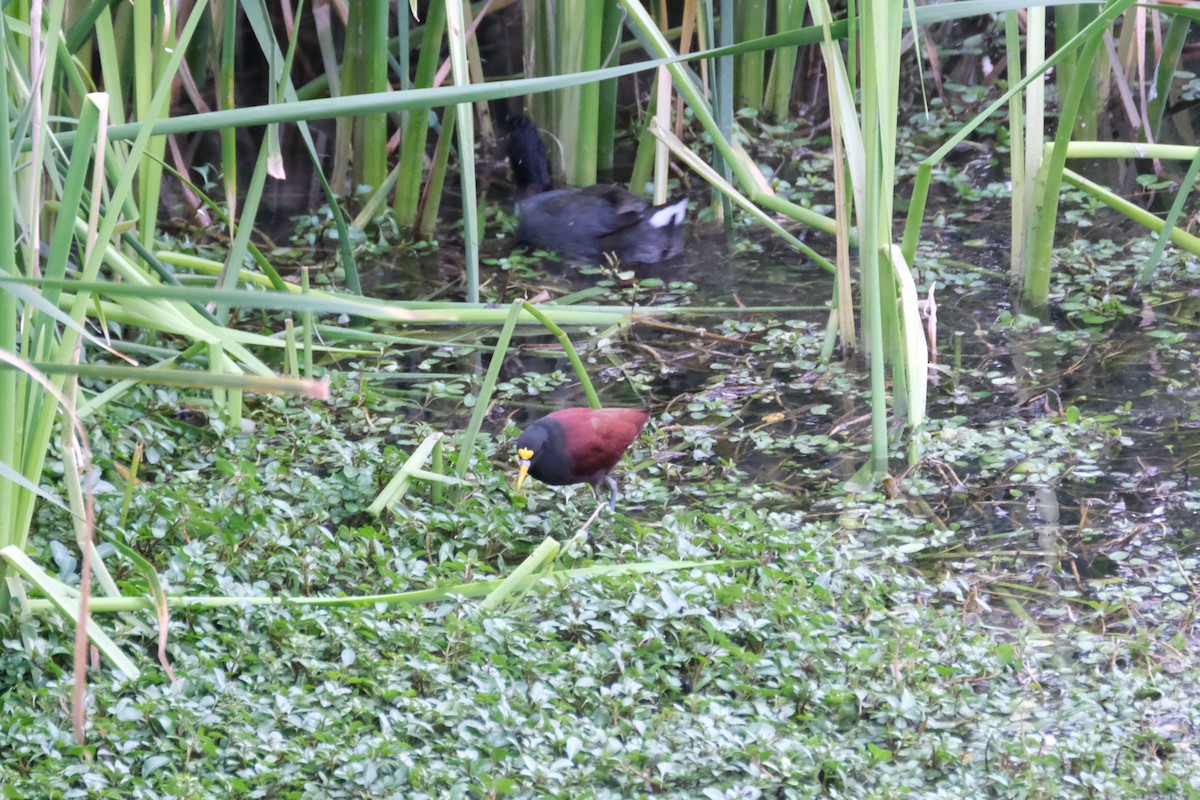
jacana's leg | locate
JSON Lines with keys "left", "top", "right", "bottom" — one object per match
{"left": 605, "top": 475, "right": 619, "bottom": 511}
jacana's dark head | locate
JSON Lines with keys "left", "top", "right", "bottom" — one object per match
{"left": 506, "top": 115, "right": 552, "bottom": 193}
{"left": 514, "top": 416, "right": 577, "bottom": 493}
{"left": 513, "top": 425, "right": 544, "bottom": 494}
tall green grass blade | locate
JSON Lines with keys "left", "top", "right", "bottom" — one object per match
{"left": 735, "top": 0, "right": 766, "bottom": 109}
{"left": 342, "top": 2, "right": 365, "bottom": 185}
{"left": 455, "top": 300, "right": 524, "bottom": 482}
{"left": 65, "top": 0, "right": 121, "bottom": 54}
{"left": 519, "top": 301, "right": 602, "bottom": 408}
{"left": 101, "top": 530, "right": 176, "bottom": 682}
{"left": 368, "top": 433, "right": 445, "bottom": 513}
{"left": 570, "top": 0, "right": 607, "bottom": 186}
{"left": 766, "top": 0, "right": 805, "bottom": 120}
{"left": 862, "top": 0, "right": 903, "bottom": 475}
{"left": 418, "top": 108, "right": 456, "bottom": 239}
{"left": 816, "top": 0, "right": 856, "bottom": 349}
{"left": 1136, "top": 150, "right": 1200, "bottom": 287}
{"left": 628, "top": 121, "right": 656, "bottom": 197}
{"left": 132, "top": 0, "right": 169, "bottom": 249}
{"left": 715, "top": 0, "right": 735, "bottom": 234}
{"left": 523, "top": 0, "right": 554, "bottom": 123}
{"left": 431, "top": 439, "right": 445, "bottom": 504}
{"left": 58, "top": 375, "right": 123, "bottom": 737}
{"left": 479, "top": 538, "right": 560, "bottom": 611}
{"left": 444, "top": 0, "right": 480, "bottom": 303}
{"left": 216, "top": 141, "right": 271, "bottom": 319}
{"left": 1024, "top": 18, "right": 1110, "bottom": 306}
{"left": 302, "top": 268, "right": 315, "bottom": 379}
{"left": 0, "top": 545, "right": 140, "bottom": 678}
{"left": 52, "top": 54, "right": 678, "bottom": 149}
{"left": 1147, "top": 12, "right": 1189, "bottom": 140}
{"left": 1006, "top": 10, "right": 1027, "bottom": 279}
{"left": 596, "top": 0, "right": 623, "bottom": 174}
{"left": 1056, "top": 166, "right": 1200, "bottom": 258}
{"left": 219, "top": 0, "right": 238, "bottom": 222}
{"left": 30, "top": 0, "right": 68, "bottom": 270}
{"left": 888, "top": 245, "right": 927, "bottom": 435}
{"left": 26, "top": 363, "right": 329, "bottom": 398}
{"left": 19, "top": 557, "right": 745, "bottom": 614}
{"left": 812, "top": 0, "right": 860, "bottom": 360}
{"left": 362, "top": 0, "right": 390, "bottom": 189}
{"left": 1022, "top": 5, "right": 1047, "bottom": 288}
{"left": 314, "top": 0, "right": 351, "bottom": 192}
{"left": 0, "top": 457, "right": 67, "bottom": 512}
{"left": 394, "top": 1, "right": 446, "bottom": 228}
{"left": 118, "top": 442, "right": 141, "bottom": 529}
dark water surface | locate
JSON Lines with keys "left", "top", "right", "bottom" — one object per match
{"left": 358, "top": 200, "right": 1199, "bottom": 606}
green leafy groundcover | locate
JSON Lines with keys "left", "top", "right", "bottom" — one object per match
{"left": 1, "top": 365, "right": 1198, "bottom": 799}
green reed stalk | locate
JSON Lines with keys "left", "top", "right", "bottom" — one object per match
{"left": 571, "top": 0, "right": 608, "bottom": 185}
{"left": 1147, "top": 12, "right": 1190, "bottom": 141}
{"left": 1054, "top": 4, "right": 1101, "bottom": 140}
{"left": 219, "top": 0, "right": 239, "bottom": 222}
{"left": 1019, "top": 7, "right": 1047, "bottom": 285}
{"left": 14, "top": 551, "right": 730, "bottom": 615}
{"left": 714, "top": 0, "right": 735, "bottom": 232}
{"left": 0, "top": 11, "right": 18, "bottom": 557}
{"left": 519, "top": 302, "right": 602, "bottom": 409}
{"left": 596, "top": 0, "right": 624, "bottom": 174}
{"left": 455, "top": 301, "right": 524, "bottom": 483}
{"left": 1060, "top": 166, "right": 1200, "bottom": 258}
{"left": 394, "top": 1, "right": 446, "bottom": 228}
{"left": 314, "top": 0, "right": 351, "bottom": 193}
{"left": 522, "top": 0, "right": 555, "bottom": 127}
{"left": 553, "top": 2, "right": 584, "bottom": 181}
{"left": 735, "top": 0, "right": 766, "bottom": 110}
{"left": 863, "top": 0, "right": 904, "bottom": 475}
{"left": 361, "top": 0, "right": 390, "bottom": 189}
{"left": 418, "top": 108, "right": 457, "bottom": 239}
{"left": 1136, "top": 151, "right": 1200, "bottom": 286}
{"left": 1024, "top": 26, "right": 1106, "bottom": 307}
{"left": 1006, "top": 10, "right": 1026, "bottom": 279}
{"left": 445, "top": 0, "right": 479, "bottom": 303}
{"left": 342, "top": 3, "right": 364, "bottom": 185}
{"left": 133, "top": 0, "right": 170, "bottom": 250}
{"left": 765, "top": 0, "right": 805, "bottom": 120}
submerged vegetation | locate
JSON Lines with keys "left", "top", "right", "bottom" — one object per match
{"left": 1, "top": 0, "right": 1199, "bottom": 797}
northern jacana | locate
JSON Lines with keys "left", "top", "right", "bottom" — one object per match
{"left": 514, "top": 407, "right": 650, "bottom": 510}
{"left": 506, "top": 115, "right": 688, "bottom": 264}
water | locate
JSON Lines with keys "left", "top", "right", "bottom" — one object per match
{"left": 354, "top": 189, "right": 1200, "bottom": 602}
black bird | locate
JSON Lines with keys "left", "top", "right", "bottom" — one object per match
{"left": 505, "top": 116, "right": 687, "bottom": 264}
{"left": 514, "top": 407, "right": 650, "bottom": 510}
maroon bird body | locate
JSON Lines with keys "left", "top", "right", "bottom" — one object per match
{"left": 515, "top": 408, "right": 649, "bottom": 509}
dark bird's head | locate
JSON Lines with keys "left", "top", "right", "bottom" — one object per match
{"left": 514, "top": 420, "right": 565, "bottom": 493}
{"left": 506, "top": 115, "right": 552, "bottom": 193}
